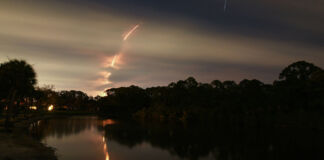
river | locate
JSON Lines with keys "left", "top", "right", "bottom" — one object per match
{"left": 29, "top": 116, "right": 324, "bottom": 160}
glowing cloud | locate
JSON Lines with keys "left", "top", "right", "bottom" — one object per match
{"left": 98, "top": 71, "right": 112, "bottom": 85}
{"left": 123, "top": 24, "right": 140, "bottom": 41}
{"left": 92, "top": 71, "right": 111, "bottom": 90}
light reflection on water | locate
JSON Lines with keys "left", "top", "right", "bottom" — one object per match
{"left": 30, "top": 116, "right": 110, "bottom": 160}
{"left": 29, "top": 116, "right": 324, "bottom": 160}
{"left": 29, "top": 116, "right": 185, "bottom": 160}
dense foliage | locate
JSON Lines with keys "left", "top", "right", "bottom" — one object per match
{"left": 98, "top": 61, "right": 324, "bottom": 126}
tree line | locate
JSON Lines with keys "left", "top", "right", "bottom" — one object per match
{"left": 1, "top": 59, "right": 324, "bottom": 127}
{"left": 97, "top": 61, "right": 324, "bottom": 126}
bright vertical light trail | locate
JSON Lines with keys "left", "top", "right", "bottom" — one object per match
{"left": 97, "top": 23, "right": 141, "bottom": 96}
{"left": 123, "top": 24, "right": 140, "bottom": 41}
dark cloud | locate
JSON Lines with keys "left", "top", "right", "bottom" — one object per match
{"left": 75, "top": 0, "right": 324, "bottom": 46}
{"left": 1, "top": 0, "right": 323, "bottom": 96}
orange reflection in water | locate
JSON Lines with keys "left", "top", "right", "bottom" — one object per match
{"left": 105, "top": 152, "right": 109, "bottom": 160}
{"left": 103, "top": 136, "right": 109, "bottom": 160}
{"left": 102, "top": 119, "right": 116, "bottom": 126}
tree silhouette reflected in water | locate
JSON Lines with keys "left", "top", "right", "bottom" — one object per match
{"left": 29, "top": 116, "right": 99, "bottom": 140}
{"left": 102, "top": 120, "right": 324, "bottom": 160}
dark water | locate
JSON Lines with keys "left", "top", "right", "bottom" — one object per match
{"left": 29, "top": 116, "right": 324, "bottom": 160}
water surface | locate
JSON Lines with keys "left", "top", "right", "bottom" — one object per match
{"left": 29, "top": 116, "right": 324, "bottom": 160}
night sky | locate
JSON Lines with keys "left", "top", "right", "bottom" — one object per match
{"left": 0, "top": 0, "right": 323, "bottom": 96}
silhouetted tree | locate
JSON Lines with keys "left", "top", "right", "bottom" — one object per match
{"left": 34, "top": 85, "right": 57, "bottom": 111}
{"left": 57, "top": 90, "right": 89, "bottom": 110}
{"left": 279, "top": 61, "right": 322, "bottom": 82}
{"left": 99, "top": 85, "right": 150, "bottom": 116}
{"left": 96, "top": 60, "right": 324, "bottom": 127}
{"left": 211, "top": 80, "right": 224, "bottom": 90}
{"left": 275, "top": 61, "right": 323, "bottom": 112}
{"left": 0, "top": 59, "right": 37, "bottom": 127}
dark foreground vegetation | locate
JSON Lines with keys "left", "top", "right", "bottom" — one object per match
{"left": 0, "top": 59, "right": 324, "bottom": 129}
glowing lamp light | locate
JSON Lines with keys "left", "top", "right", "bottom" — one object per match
{"left": 48, "top": 105, "right": 54, "bottom": 111}
{"left": 29, "top": 106, "right": 37, "bottom": 110}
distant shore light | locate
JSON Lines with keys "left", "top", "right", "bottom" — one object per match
{"left": 48, "top": 105, "right": 54, "bottom": 111}
{"left": 29, "top": 106, "right": 37, "bottom": 110}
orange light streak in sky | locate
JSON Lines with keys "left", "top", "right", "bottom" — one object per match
{"left": 101, "top": 54, "right": 122, "bottom": 69}
{"left": 110, "top": 54, "right": 120, "bottom": 68}
{"left": 97, "top": 23, "right": 141, "bottom": 96}
{"left": 123, "top": 24, "right": 140, "bottom": 41}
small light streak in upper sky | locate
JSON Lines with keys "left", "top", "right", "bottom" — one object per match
{"left": 224, "top": 0, "right": 227, "bottom": 12}
{"left": 123, "top": 24, "right": 140, "bottom": 41}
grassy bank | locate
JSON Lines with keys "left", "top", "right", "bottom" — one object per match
{"left": 0, "top": 113, "right": 57, "bottom": 160}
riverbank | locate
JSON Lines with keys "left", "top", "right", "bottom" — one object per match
{"left": 0, "top": 114, "right": 57, "bottom": 160}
